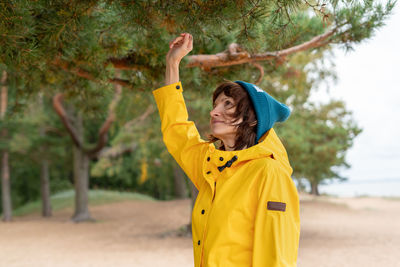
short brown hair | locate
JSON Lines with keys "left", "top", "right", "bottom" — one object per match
{"left": 208, "top": 81, "right": 257, "bottom": 150}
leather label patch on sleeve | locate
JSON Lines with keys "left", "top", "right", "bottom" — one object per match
{"left": 267, "top": 201, "right": 286, "bottom": 212}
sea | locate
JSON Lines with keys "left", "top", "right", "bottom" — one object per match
{"left": 299, "top": 178, "right": 400, "bottom": 198}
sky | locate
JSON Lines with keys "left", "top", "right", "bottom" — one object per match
{"left": 309, "top": 3, "right": 400, "bottom": 186}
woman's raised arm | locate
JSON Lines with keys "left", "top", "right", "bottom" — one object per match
{"left": 153, "top": 33, "right": 209, "bottom": 190}
{"left": 165, "top": 33, "right": 193, "bottom": 85}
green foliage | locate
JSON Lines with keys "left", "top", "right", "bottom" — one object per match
{"left": 269, "top": 50, "right": 361, "bottom": 193}
{"left": 0, "top": 91, "right": 74, "bottom": 213}
{"left": 331, "top": 0, "right": 396, "bottom": 50}
{"left": 90, "top": 112, "right": 178, "bottom": 200}
{"left": 0, "top": 0, "right": 395, "bottom": 204}
{"left": 280, "top": 100, "right": 362, "bottom": 186}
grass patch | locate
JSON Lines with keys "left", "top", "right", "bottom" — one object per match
{"left": 13, "top": 189, "right": 156, "bottom": 217}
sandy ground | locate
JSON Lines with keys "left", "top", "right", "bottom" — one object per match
{"left": 1, "top": 194, "right": 400, "bottom": 267}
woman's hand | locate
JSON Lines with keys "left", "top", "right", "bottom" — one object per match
{"left": 166, "top": 33, "right": 193, "bottom": 65}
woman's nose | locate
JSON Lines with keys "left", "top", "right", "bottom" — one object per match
{"left": 210, "top": 106, "right": 221, "bottom": 117}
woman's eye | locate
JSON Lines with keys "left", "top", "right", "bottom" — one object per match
{"left": 225, "top": 101, "right": 232, "bottom": 107}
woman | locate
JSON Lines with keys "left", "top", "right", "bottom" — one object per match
{"left": 153, "top": 33, "right": 300, "bottom": 267}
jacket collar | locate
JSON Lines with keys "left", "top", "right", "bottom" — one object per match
{"left": 207, "top": 128, "right": 292, "bottom": 174}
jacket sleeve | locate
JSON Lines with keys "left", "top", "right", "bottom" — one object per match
{"left": 153, "top": 81, "right": 209, "bottom": 190}
{"left": 252, "top": 161, "right": 301, "bottom": 267}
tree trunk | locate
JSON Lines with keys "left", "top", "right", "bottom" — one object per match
{"left": 1, "top": 70, "right": 12, "bottom": 222}
{"left": 173, "top": 163, "right": 188, "bottom": 199}
{"left": 311, "top": 181, "right": 320, "bottom": 196}
{"left": 1, "top": 151, "right": 12, "bottom": 221}
{"left": 39, "top": 95, "right": 52, "bottom": 217}
{"left": 40, "top": 158, "right": 52, "bottom": 217}
{"left": 71, "top": 114, "right": 93, "bottom": 222}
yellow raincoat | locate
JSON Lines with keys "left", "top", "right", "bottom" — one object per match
{"left": 153, "top": 81, "right": 300, "bottom": 267}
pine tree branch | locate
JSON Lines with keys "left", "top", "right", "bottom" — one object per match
{"left": 108, "top": 77, "right": 135, "bottom": 88}
{"left": 304, "top": 0, "right": 329, "bottom": 18}
{"left": 53, "top": 27, "right": 337, "bottom": 85}
{"left": 52, "top": 93, "right": 83, "bottom": 149}
{"left": 51, "top": 57, "right": 133, "bottom": 88}
{"left": 106, "top": 57, "right": 152, "bottom": 72}
{"left": 187, "top": 27, "right": 338, "bottom": 69}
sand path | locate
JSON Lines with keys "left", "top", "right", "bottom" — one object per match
{"left": 1, "top": 195, "right": 399, "bottom": 267}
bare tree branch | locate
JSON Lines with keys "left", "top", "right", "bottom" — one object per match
{"left": 123, "top": 104, "right": 155, "bottom": 130}
{"left": 53, "top": 77, "right": 124, "bottom": 157}
{"left": 88, "top": 75, "right": 123, "bottom": 156}
{"left": 94, "top": 105, "right": 154, "bottom": 160}
{"left": 97, "top": 143, "right": 138, "bottom": 159}
{"left": 250, "top": 62, "right": 264, "bottom": 84}
{"left": 52, "top": 93, "right": 83, "bottom": 149}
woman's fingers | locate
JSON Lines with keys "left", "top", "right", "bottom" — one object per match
{"left": 188, "top": 34, "right": 193, "bottom": 50}
{"left": 170, "top": 36, "right": 184, "bottom": 49}
{"left": 169, "top": 33, "right": 192, "bottom": 50}
{"left": 182, "top": 33, "right": 193, "bottom": 51}
{"left": 183, "top": 33, "right": 189, "bottom": 46}
{"left": 169, "top": 37, "right": 179, "bottom": 48}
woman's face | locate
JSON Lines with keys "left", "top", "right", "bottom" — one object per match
{"left": 210, "top": 92, "right": 243, "bottom": 141}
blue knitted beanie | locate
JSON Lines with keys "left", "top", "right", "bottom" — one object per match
{"left": 234, "top": 81, "right": 291, "bottom": 143}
